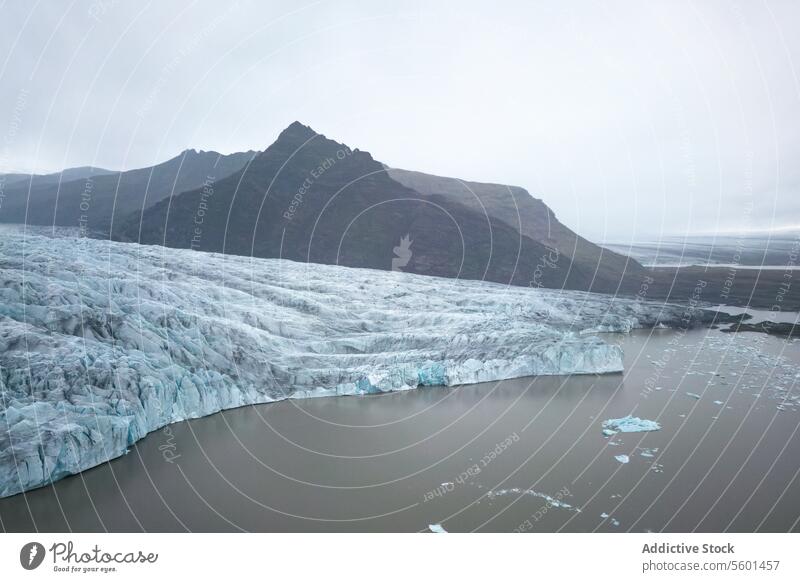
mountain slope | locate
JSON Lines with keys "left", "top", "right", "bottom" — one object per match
{"left": 0, "top": 150, "right": 257, "bottom": 235}
{"left": 119, "top": 122, "right": 609, "bottom": 290}
{"left": 387, "top": 168, "right": 644, "bottom": 291}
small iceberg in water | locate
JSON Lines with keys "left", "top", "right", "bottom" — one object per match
{"left": 428, "top": 523, "right": 448, "bottom": 533}
{"left": 600, "top": 513, "right": 620, "bottom": 526}
{"left": 486, "top": 488, "right": 579, "bottom": 511}
{"left": 602, "top": 415, "right": 661, "bottom": 436}
{"left": 615, "top": 454, "right": 630, "bottom": 464}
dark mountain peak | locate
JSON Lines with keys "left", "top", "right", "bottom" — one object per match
{"left": 255, "top": 122, "right": 365, "bottom": 169}
{"left": 177, "top": 147, "right": 224, "bottom": 160}
{"left": 277, "top": 121, "right": 319, "bottom": 144}
{"left": 179, "top": 148, "right": 220, "bottom": 158}
{"left": 177, "top": 148, "right": 260, "bottom": 161}
{"left": 180, "top": 148, "right": 212, "bottom": 157}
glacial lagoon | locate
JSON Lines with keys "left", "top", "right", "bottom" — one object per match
{"left": 2, "top": 325, "right": 798, "bottom": 532}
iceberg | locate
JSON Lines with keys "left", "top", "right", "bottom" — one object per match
{"left": 428, "top": 523, "right": 448, "bottom": 533}
{"left": 0, "top": 228, "right": 718, "bottom": 497}
{"left": 614, "top": 454, "right": 630, "bottom": 464}
{"left": 600, "top": 513, "right": 620, "bottom": 526}
{"left": 602, "top": 415, "right": 661, "bottom": 435}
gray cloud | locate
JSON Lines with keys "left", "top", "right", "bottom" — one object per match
{"left": 1, "top": 0, "right": 798, "bottom": 239}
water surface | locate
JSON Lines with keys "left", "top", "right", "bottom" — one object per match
{"left": 2, "top": 326, "right": 799, "bottom": 532}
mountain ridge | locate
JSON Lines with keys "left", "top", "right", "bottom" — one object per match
{"left": 116, "top": 122, "right": 631, "bottom": 292}
{"left": 386, "top": 167, "right": 644, "bottom": 291}
{"left": 0, "top": 149, "right": 258, "bottom": 235}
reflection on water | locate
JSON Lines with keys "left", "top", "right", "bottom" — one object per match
{"left": 1, "top": 327, "right": 799, "bottom": 532}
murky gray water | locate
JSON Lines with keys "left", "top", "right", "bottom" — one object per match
{"left": 2, "top": 325, "right": 799, "bottom": 532}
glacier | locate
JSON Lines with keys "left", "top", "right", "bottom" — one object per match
{"left": 0, "top": 228, "right": 723, "bottom": 497}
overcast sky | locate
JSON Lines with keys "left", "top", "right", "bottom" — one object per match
{"left": 1, "top": 0, "right": 798, "bottom": 241}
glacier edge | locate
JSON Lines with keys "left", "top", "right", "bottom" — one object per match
{"left": 1, "top": 228, "right": 710, "bottom": 497}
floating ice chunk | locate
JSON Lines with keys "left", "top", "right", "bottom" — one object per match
{"left": 600, "top": 512, "right": 620, "bottom": 526}
{"left": 686, "top": 392, "right": 702, "bottom": 399}
{"left": 713, "top": 400, "right": 723, "bottom": 405}
{"left": 639, "top": 447, "right": 658, "bottom": 458}
{"left": 487, "top": 488, "right": 578, "bottom": 511}
{"left": 428, "top": 523, "right": 448, "bottom": 533}
{"left": 615, "top": 454, "right": 630, "bottom": 464}
{"left": 602, "top": 415, "right": 661, "bottom": 435}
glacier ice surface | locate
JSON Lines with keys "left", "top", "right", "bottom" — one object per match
{"left": 0, "top": 228, "right": 716, "bottom": 497}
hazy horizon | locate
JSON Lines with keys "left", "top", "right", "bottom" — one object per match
{"left": 2, "top": 0, "right": 798, "bottom": 240}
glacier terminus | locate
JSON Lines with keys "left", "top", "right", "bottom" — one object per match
{"left": 0, "top": 228, "right": 724, "bottom": 497}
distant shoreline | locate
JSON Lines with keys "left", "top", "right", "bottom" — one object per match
{"left": 631, "top": 266, "right": 800, "bottom": 312}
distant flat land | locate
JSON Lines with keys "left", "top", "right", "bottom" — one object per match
{"left": 633, "top": 266, "right": 799, "bottom": 311}
{"left": 604, "top": 233, "right": 800, "bottom": 268}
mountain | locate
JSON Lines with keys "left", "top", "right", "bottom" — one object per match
{"left": 386, "top": 168, "right": 644, "bottom": 291}
{"left": 0, "top": 150, "right": 257, "bottom": 235}
{"left": 119, "top": 122, "right": 624, "bottom": 290}
{"left": 0, "top": 166, "right": 115, "bottom": 188}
